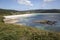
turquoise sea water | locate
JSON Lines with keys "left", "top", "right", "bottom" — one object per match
{"left": 16, "top": 13, "right": 60, "bottom": 32}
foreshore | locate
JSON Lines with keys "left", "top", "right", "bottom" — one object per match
{"left": 3, "top": 13, "right": 37, "bottom": 24}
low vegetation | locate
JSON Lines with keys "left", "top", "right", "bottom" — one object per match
{"left": 0, "top": 23, "right": 60, "bottom": 40}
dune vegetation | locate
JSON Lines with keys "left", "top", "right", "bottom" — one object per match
{"left": 0, "top": 22, "right": 60, "bottom": 40}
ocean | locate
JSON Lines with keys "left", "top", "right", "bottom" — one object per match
{"left": 16, "top": 13, "right": 60, "bottom": 32}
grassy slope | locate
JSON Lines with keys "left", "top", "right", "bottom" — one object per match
{"left": 0, "top": 23, "right": 60, "bottom": 40}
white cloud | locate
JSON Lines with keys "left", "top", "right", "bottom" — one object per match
{"left": 42, "top": 0, "right": 54, "bottom": 7}
{"left": 17, "top": 0, "right": 33, "bottom": 6}
{"left": 44, "top": 0, "right": 54, "bottom": 2}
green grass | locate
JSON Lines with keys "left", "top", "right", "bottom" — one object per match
{"left": 0, "top": 22, "right": 60, "bottom": 40}
{"left": 0, "top": 16, "right": 4, "bottom": 22}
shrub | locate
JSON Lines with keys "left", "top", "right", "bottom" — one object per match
{"left": 0, "top": 16, "right": 4, "bottom": 22}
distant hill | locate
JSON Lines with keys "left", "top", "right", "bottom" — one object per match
{"left": 0, "top": 9, "right": 20, "bottom": 15}
{"left": 25, "top": 9, "right": 60, "bottom": 13}
{"left": 0, "top": 9, "right": 60, "bottom": 15}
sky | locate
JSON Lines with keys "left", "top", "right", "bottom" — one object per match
{"left": 0, "top": 0, "right": 60, "bottom": 11}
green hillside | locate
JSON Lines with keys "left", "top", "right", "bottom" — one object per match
{"left": 0, "top": 9, "right": 60, "bottom": 16}
{"left": 0, "top": 23, "right": 60, "bottom": 40}
{"left": 0, "top": 9, "right": 20, "bottom": 15}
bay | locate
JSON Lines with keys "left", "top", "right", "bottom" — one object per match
{"left": 16, "top": 13, "right": 60, "bottom": 32}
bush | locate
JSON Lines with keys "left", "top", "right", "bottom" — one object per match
{"left": 0, "top": 16, "right": 4, "bottom": 22}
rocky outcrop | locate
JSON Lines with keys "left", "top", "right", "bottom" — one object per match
{"left": 33, "top": 20, "right": 57, "bottom": 25}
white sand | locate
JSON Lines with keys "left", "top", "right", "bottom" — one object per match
{"left": 4, "top": 13, "right": 37, "bottom": 19}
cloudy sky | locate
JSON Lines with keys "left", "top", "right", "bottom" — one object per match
{"left": 0, "top": 0, "right": 60, "bottom": 11}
